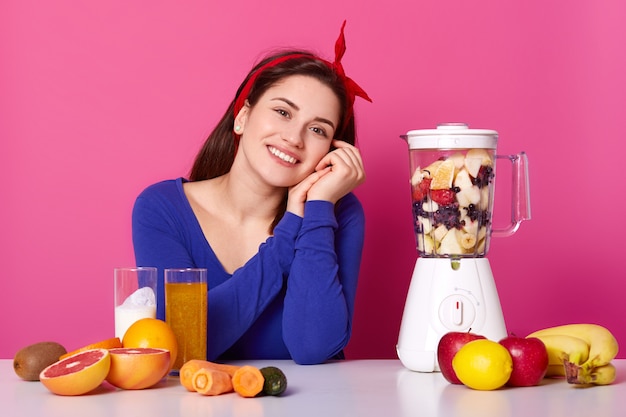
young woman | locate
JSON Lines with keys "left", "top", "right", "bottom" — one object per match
{"left": 132, "top": 22, "right": 371, "bottom": 365}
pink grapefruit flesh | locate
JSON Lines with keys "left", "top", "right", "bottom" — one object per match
{"left": 39, "top": 349, "right": 111, "bottom": 396}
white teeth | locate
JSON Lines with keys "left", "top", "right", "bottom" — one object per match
{"left": 269, "top": 147, "right": 297, "bottom": 164}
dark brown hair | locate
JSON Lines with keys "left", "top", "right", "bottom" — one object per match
{"left": 189, "top": 51, "right": 356, "bottom": 182}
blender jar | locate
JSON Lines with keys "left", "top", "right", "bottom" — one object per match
{"left": 402, "top": 123, "right": 526, "bottom": 259}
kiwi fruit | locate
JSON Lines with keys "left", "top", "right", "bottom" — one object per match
{"left": 13, "top": 341, "right": 67, "bottom": 381}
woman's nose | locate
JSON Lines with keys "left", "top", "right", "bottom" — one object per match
{"left": 281, "top": 125, "right": 304, "bottom": 147}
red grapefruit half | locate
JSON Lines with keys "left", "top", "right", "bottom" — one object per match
{"left": 39, "top": 349, "right": 111, "bottom": 396}
{"left": 106, "top": 347, "right": 170, "bottom": 390}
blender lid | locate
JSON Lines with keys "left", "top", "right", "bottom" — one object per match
{"left": 403, "top": 123, "right": 498, "bottom": 149}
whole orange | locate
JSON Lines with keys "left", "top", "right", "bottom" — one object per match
{"left": 122, "top": 318, "right": 178, "bottom": 371}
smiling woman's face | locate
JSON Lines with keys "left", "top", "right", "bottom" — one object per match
{"left": 234, "top": 74, "right": 341, "bottom": 188}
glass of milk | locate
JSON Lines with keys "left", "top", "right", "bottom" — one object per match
{"left": 114, "top": 267, "right": 157, "bottom": 340}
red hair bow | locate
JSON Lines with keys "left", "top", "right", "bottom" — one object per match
{"left": 233, "top": 21, "right": 371, "bottom": 132}
{"left": 330, "top": 20, "right": 372, "bottom": 126}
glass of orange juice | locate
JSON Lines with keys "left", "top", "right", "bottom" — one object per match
{"left": 164, "top": 268, "right": 207, "bottom": 373}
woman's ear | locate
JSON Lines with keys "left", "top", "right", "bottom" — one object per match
{"left": 233, "top": 100, "right": 250, "bottom": 134}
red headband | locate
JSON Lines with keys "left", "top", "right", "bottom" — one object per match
{"left": 233, "top": 21, "right": 371, "bottom": 133}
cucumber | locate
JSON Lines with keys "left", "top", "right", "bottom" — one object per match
{"left": 259, "top": 366, "right": 287, "bottom": 396}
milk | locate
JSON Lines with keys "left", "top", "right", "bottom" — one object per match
{"left": 114, "top": 286, "right": 157, "bottom": 339}
{"left": 115, "top": 304, "right": 157, "bottom": 339}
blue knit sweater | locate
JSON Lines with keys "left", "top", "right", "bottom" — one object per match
{"left": 131, "top": 178, "right": 364, "bottom": 364}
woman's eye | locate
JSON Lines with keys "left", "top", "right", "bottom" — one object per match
{"left": 275, "top": 108, "right": 290, "bottom": 118}
{"left": 310, "top": 126, "right": 328, "bottom": 137}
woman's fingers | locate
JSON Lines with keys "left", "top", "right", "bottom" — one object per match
{"left": 308, "top": 140, "right": 365, "bottom": 202}
{"left": 316, "top": 141, "right": 363, "bottom": 174}
{"left": 287, "top": 167, "right": 331, "bottom": 216}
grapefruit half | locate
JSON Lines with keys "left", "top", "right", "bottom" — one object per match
{"left": 106, "top": 347, "right": 170, "bottom": 390}
{"left": 39, "top": 349, "right": 111, "bottom": 396}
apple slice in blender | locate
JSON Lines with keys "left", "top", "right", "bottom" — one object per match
{"left": 479, "top": 186, "right": 490, "bottom": 210}
{"left": 410, "top": 167, "right": 427, "bottom": 187}
{"left": 457, "top": 186, "right": 481, "bottom": 208}
{"left": 421, "top": 199, "right": 439, "bottom": 213}
{"left": 419, "top": 216, "right": 433, "bottom": 234}
{"left": 418, "top": 235, "right": 435, "bottom": 254}
{"left": 437, "top": 228, "right": 464, "bottom": 255}
{"left": 432, "top": 224, "right": 449, "bottom": 243}
{"left": 456, "top": 168, "right": 482, "bottom": 206}
{"left": 454, "top": 168, "right": 473, "bottom": 190}
{"left": 464, "top": 149, "right": 492, "bottom": 177}
{"left": 454, "top": 169, "right": 473, "bottom": 207}
{"left": 464, "top": 158, "right": 482, "bottom": 178}
{"left": 449, "top": 152, "right": 466, "bottom": 170}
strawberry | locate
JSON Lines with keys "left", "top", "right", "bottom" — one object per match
{"left": 412, "top": 178, "right": 432, "bottom": 201}
{"left": 431, "top": 189, "right": 456, "bottom": 205}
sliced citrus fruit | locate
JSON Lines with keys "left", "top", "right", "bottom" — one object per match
{"left": 122, "top": 318, "right": 178, "bottom": 371}
{"left": 106, "top": 347, "right": 170, "bottom": 390}
{"left": 40, "top": 349, "right": 111, "bottom": 396}
{"left": 430, "top": 159, "right": 455, "bottom": 190}
{"left": 422, "top": 160, "right": 443, "bottom": 176}
{"left": 59, "top": 337, "right": 122, "bottom": 360}
{"left": 452, "top": 339, "right": 513, "bottom": 390}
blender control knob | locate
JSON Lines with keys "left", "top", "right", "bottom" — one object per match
{"left": 452, "top": 299, "right": 463, "bottom": 325}
{"left": 439, "top": 295, "right": 476, "bottom": 331}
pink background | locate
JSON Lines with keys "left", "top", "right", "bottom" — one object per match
{"left": 2, "top": 1, "right": 625, "bottom": 359}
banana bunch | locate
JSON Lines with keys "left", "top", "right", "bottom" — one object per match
{"left": 527, "top": 323, "right": 619, "bottom": 385}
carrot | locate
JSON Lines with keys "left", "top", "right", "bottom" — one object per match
{"left": 179, "top": 359, "right": 241, "bottom": 391}
{"left": 232, "top": 365, "right": 265, "bottom": 398}
{"left": 192, "top": 368, "right": 233, "bottom": 396}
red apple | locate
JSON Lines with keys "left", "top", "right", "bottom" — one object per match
{"left": 437, "top": 331, "right": 486, "bottom": 384}
{"left": 499, "top": 336, "right": 549, "bottom": 387}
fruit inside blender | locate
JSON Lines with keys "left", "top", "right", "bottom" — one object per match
{"left": 411, "top": 148, "right": 495, "bottom": 258}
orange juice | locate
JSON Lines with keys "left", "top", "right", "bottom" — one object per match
{"left": 165, "top": 281, "right": 207, "bottom": 370}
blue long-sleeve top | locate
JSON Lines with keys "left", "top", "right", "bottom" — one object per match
{"left": 131, "top": 178, "right": 365, "bottom": 365}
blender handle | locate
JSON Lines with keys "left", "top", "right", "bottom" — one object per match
{"left": 492, "top": 152, "right": 531, "bottom": 238}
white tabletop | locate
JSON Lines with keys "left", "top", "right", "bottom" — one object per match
{"left": 2, "top": 359, "right": 624, "bottom": 417}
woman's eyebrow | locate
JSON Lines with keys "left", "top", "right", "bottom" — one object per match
{"left": 271, "top": 97, "right": 336, "bottom": 129}
{"left": 271, "top": 96, "right": 299, "bottom": 110}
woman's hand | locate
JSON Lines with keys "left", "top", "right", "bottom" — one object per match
{"left": 286, "top": 166, "right": 331, "bottom": 217}
{"left": 306, "top": 140, "right": 365, "bottom": 204}
{"left": 286, "top": 140, "right": 365, "bottom": 216}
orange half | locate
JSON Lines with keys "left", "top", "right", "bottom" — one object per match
{"left": 59, "top": 337, "right": 122, "bottom": 360}
{"left": 430, "top": 159, "right": 455, "bottom": 190}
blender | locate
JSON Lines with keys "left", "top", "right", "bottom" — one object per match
{"left": 396, "top": 123, "right": 531, "bottom": 372}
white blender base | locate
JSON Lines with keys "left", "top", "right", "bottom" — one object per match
{"left": 397, "top": 257, "right": 507, "bottom": 372}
